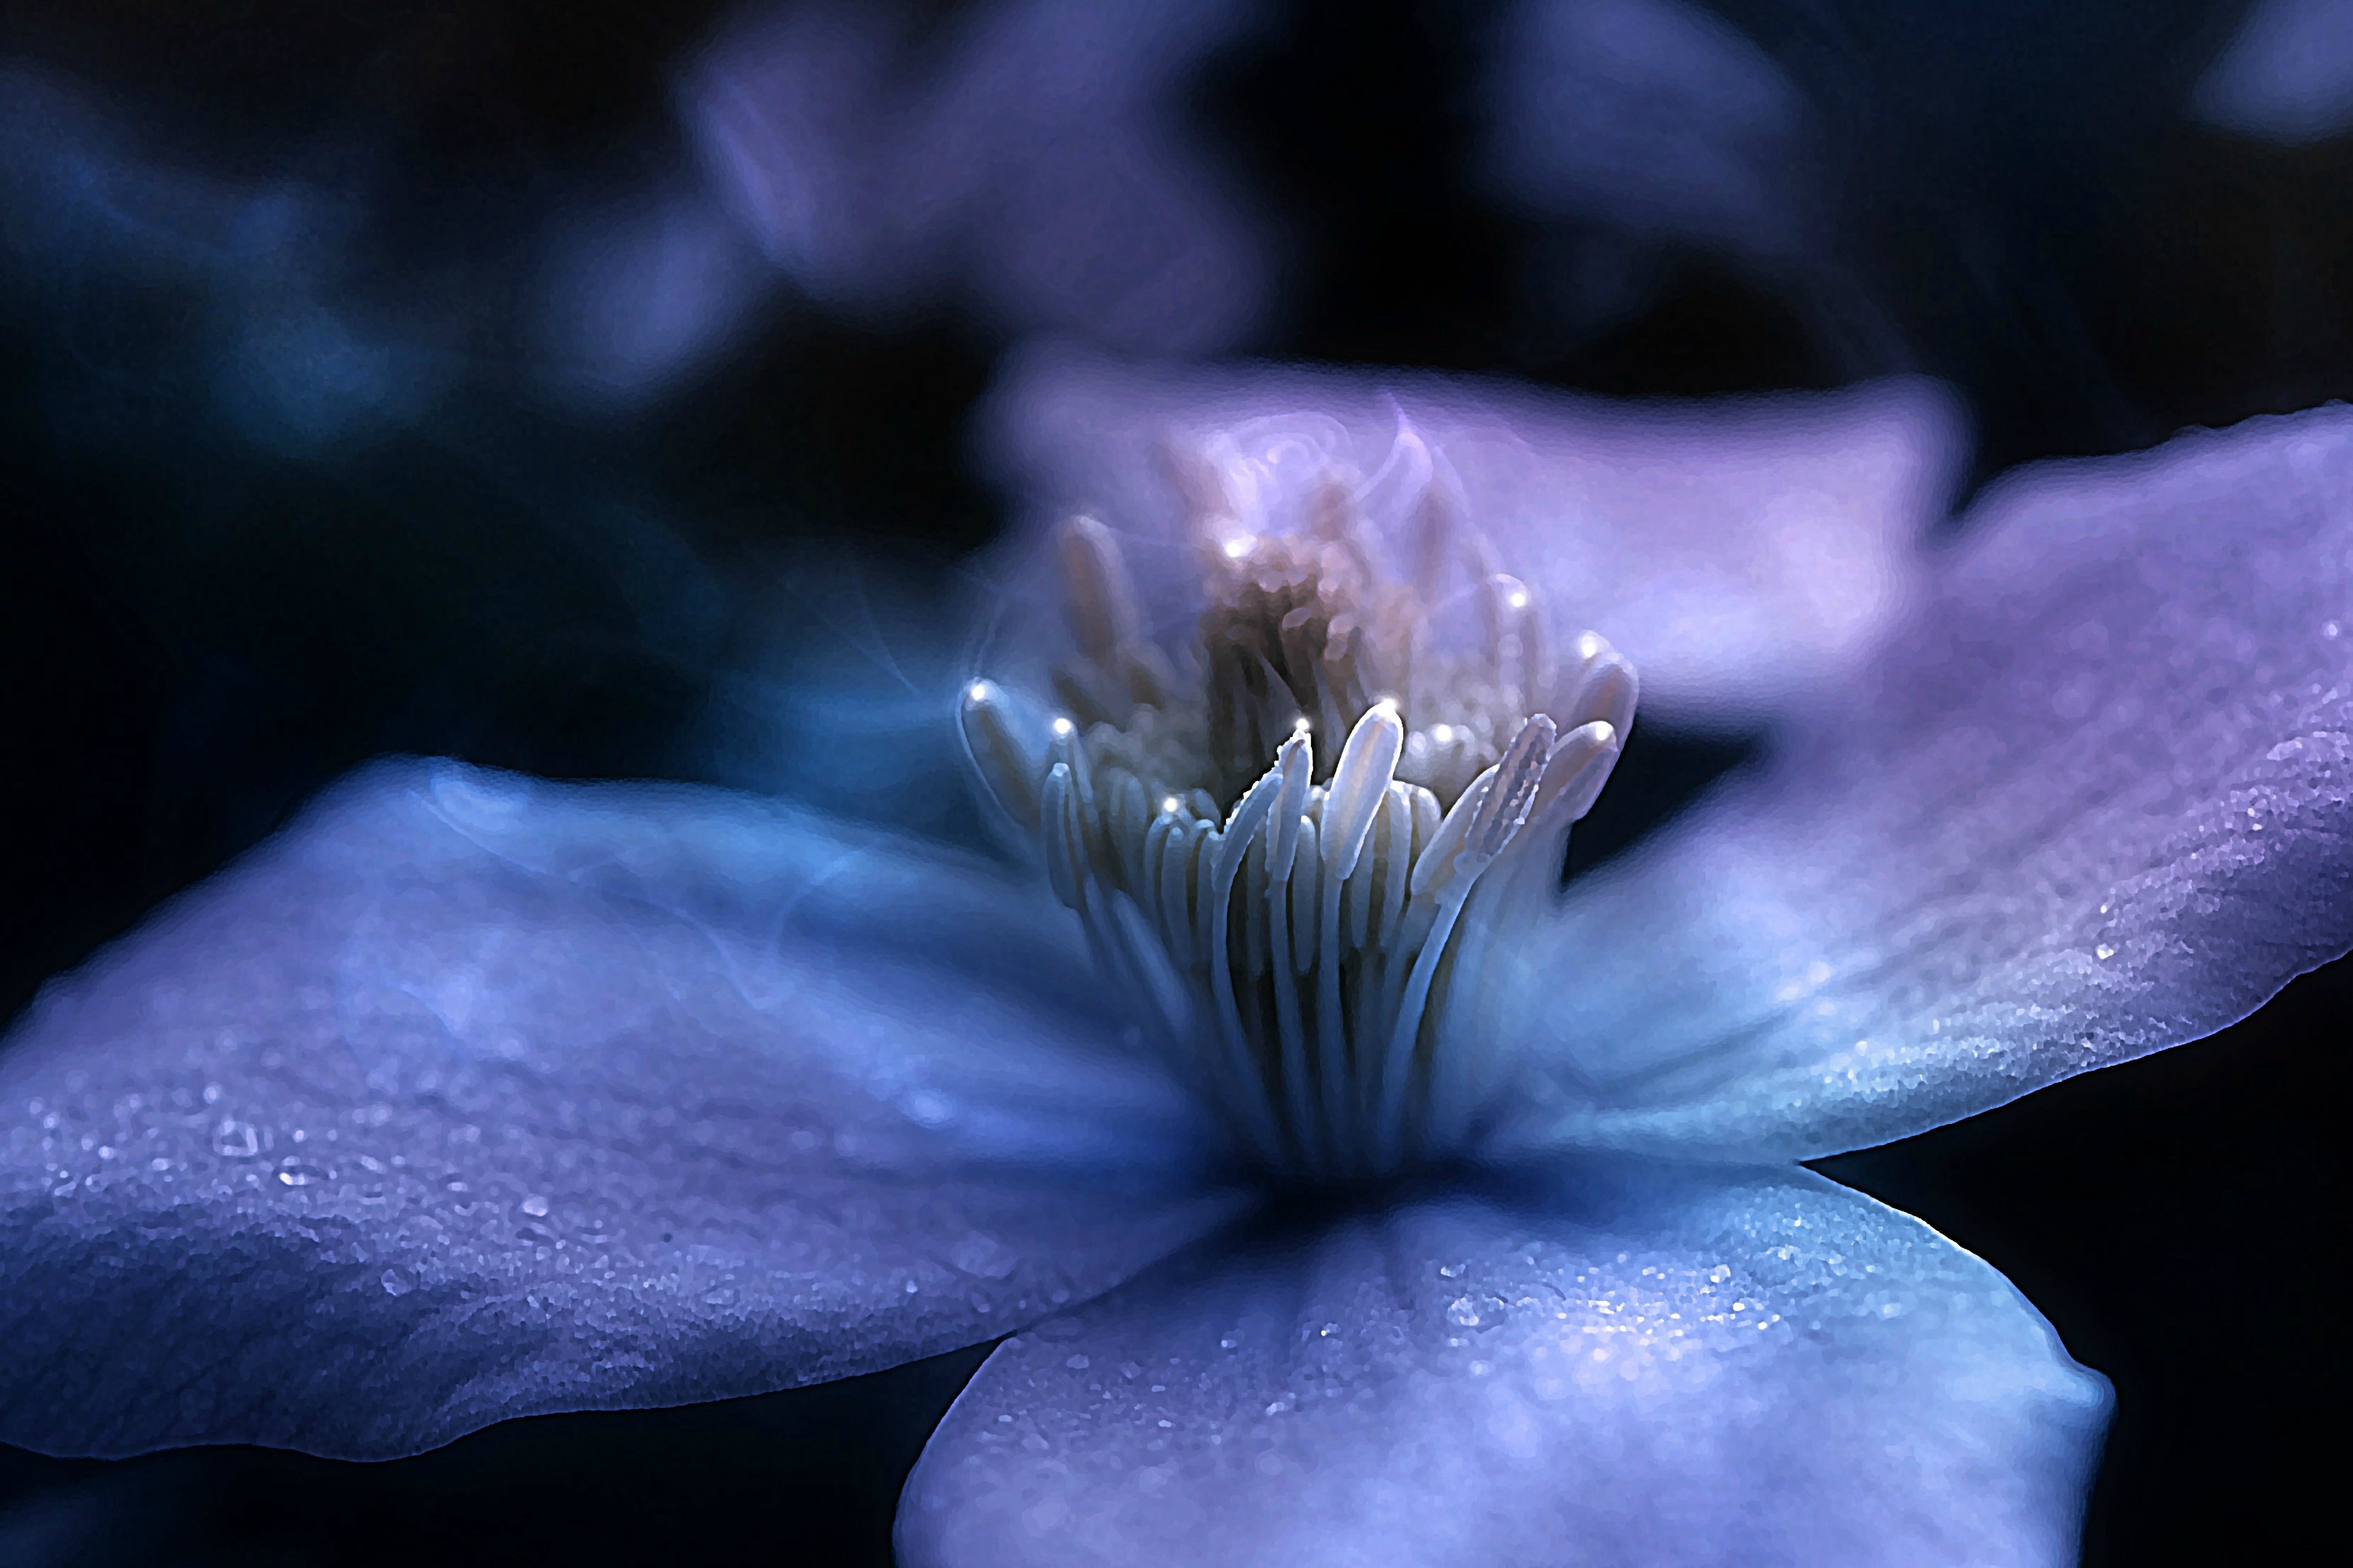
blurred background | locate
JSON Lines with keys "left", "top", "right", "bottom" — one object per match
{"left": 1, "top": 0, "right": 2345, "bottom": 1561}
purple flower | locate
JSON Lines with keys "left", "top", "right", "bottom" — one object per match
{"left": 4, "top": 366, "right": 2347, "bottom": 1567}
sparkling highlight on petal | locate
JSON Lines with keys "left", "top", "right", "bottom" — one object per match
{"left": 962, "top": 433, "right": 1636, "bottom": 1181}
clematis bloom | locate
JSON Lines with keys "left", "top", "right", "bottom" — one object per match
{"left": 4, "top": 390, "right": 2349, "bottom": 1567}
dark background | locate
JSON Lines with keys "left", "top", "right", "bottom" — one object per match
{"left": 1, "top": 0, "right": 2344, "bottom": 1562}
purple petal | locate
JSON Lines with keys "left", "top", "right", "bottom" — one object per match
{"left": 1490, "top": 406, "right": 2353, "bottom": 1160}
{"left": 687, "top": 0, "right": 1273, "bottom": 354}
{"left": 973, "top": 346, "right": 1966, "bottom": 723}
{"left": 2189, "top": 0, "right": 2353, "bottom": 147}
{"left": 1482, "top": 0, "right": 1812, "bottom": 259}
{"left": 1, "top": 761, "right": 1244, "bottom": 1459}
{"left": 897, "top": 1165, "right": 2105, "bottom": 1567}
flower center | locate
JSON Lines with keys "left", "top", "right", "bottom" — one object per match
{"left": 960, "top": 443, "right": 1635, "bottom": 1181}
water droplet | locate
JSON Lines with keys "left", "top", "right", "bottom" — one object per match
{"left": 380, "top": 1269, "right": 412, "bottom": 1297}
{"left": 1219, "top": 1336, "right": 1240, "bottom": 1351}
{"left": 1437, "top": 1263, "right": 1463, "bottom": 1279}
{"left": 1446, "top": 1295, "right": 1482, "bottom": 1328}
{"left": 212, "top": 1120, "right": 259, "bottom": 1159}
{"left": 904, "top": 1278, "right": 922, "bottom": 1295}
{"left": 2095, "top": 943, "right": 2116, "bottom": 961}
{"left": 520, "top": 1194, "right": 550, "bottom": 1217}
{"left": 276, "top": 1164, "right": 327, "bottom": 1188}
{"left": 1318, "top": 1322, "right": 1339, "bottom": 1338}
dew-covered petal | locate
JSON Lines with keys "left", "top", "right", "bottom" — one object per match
{"left": 973, "top": 345, "right": 1965, "bottom": 723}
{"left": 897, "top": 1164, "right": 2107, "bottom": 1568}
{"left": 1491, "top": 406, "right": 2353, "bottom": 1161}
{"left": 0, "top": 760, "right": 1245, "bottom": 1460}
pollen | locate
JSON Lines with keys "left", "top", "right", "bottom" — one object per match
{"left": 958, "top": 431, "right": 1636, "bottom": 1181}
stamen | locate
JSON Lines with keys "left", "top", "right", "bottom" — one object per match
{"left": 961, "top": 438, "right": 1636, "bottom": 1181}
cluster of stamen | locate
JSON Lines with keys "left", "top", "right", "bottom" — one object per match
{"left": 961, "top": 439, "right": 1635, "bottom": 1181}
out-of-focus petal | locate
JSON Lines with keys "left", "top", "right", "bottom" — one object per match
{"left": 1490, "top": 406, "right": 2353, "bottom": 1161}
{"left": 2189, "top": 0, "right": 2353, "bottom": 147}
{"left": 898, "top": 1164, "right": 2106, "bottom": 1567}
{"left": 1481, "top": 0, "right": 1810, "bottom": 257}
{"left": 686, "top": 0, "right": 1273, "bottom": 355}
{"left": 973, "top": 346, "right": 1966, "bottom": 723}
{"left": 0, "top": 760, "right": 1244, "bottom": 1460}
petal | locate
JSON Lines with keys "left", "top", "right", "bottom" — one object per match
{"left": 1491, "top": 406, "right": 2353, "bottom": 1160}
{"left": 1481, "top": 0, "right": 1811, "bottom": 256}
{"left": 2189, "top": 0, "right": 2353, "bottom": 147}
{"left": 971, "top": 344, "right": 1966, "bottom": 723}
{"left": 686, "top": 0, "right": 1272, "bottom": 355}
{"left": 1, "top": 760, "right": 1246, "bottom": 1460}
{"left": 897, "top": 1164, "right": 2107, "bottom": 1568}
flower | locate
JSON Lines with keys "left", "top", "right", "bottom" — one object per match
{"left": 4, "top": 373, "right": 2349, "bottom": 1567}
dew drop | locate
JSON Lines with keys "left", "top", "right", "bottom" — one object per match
{"left": 380, "top": 1269, "right": 412, "bottom": 1297}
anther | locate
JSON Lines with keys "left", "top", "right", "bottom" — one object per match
{"left": 960, "top": 425, "right": 1635, "bottom": 1181}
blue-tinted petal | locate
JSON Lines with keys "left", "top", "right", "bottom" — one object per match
{"left": 974, "top": 345, "right": 1965, "bottom": 723}
{"left": 898, "top": 1164, "right": 2106, "bottom": 1567}
{"left": 686, "top": 0, "right": 1272, "bottom": 355}
{"left": 2189, "top": 0, "right": 2353, "bottom": 147}
{"left": 0, "top": 760, "right": 1245, "bottom": 1459}
{"left": 1490, "top": 406, "right": 2353, "bottom": 1161}
{"left": 1482, "top": 0, "right": 1811, "bottom": 258}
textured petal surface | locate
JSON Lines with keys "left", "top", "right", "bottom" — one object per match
{"left": 0, "top": 761, "right": 1244, "bottom": 1459}
{"left": 1490, "top": 406, "right": 2353, "bottom": 1161}
{"left": 973, "top": 345, "right": 1966, "bottom": 722}
{"left": 898, "top": 1164, "right": 2107, "bottom": 1568}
